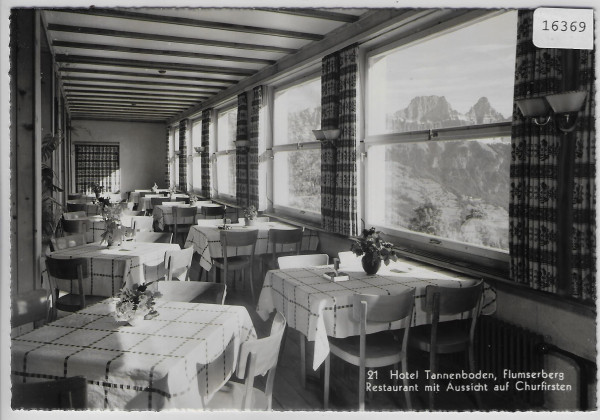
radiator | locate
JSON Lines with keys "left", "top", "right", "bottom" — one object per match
{"left": 475, "top": 316, "right": 546, "bottom": 407}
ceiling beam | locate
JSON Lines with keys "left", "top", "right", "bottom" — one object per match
{"left": 52, "top": 40, "right": 276, "bottom": 66}
{"left": 64, "top": 88, "right": 204, "bottom": 101}
{"left": 254, "top": 8, "right": 360, "bottom": 23}
{"left": 69, "top": 108, "right": 175, "bottom": 115}
{"left": 61, "top": 76, "right": 226, "bottom": 91}
{"left": 71, "top": 116, "right": 168, "bottom": 123}
{"left": 47, "top": 23, "right": 297, "bottom": 54}
{"left": 67, "top": 98, "right": 191, "bottom": 107}
{"left": 58, "top": 68, "right": 233, "bottom": 85}
{"left": 61, "top": 8, "right": 324, "bottom": 41}
{"left": 63, "top": 83, "right": 213, "bottom": 96}
{"left": 55, "top": 54, "right": 255, "bottom": 76}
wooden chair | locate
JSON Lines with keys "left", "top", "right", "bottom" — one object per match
{"left": 324, "top": 290, "right": 416, "bottom": 411}
{"left": 157, "top": 281, "right": 227, "bottom": 305}
{"left": 408, "top": 280, "right": 484, "bottom": 409}
{"left": 172, "top": 206, "right": 197, "bottom": 247}
{"left": 206, "top": 312, "right": 287, "bottom": 410}
{"left": 277, "top": 253, "right": 329, "bottom": 269}
{"left": 260, "top": 227, "right": 304, "bottom": 273}
{"left": 66, "top": 202, "right": 87, "bottom": 213}
{"left": 12, "top": 376, "right": 88, "bottom": 410}
{"left": 45, "top": 257, "right": 105, "bottom": 314}
{"left": 201, "top": 205, "right": 225, "bottom": 219}
{"left": 50, "top": 233, "right": 87, "bottom": 251}
{"left": 165, "top": 246, "right": 195, "bottom": 281}
{"left": 150, "top": 197, "right": 169, "bottom": 208}
{"left": 175, "top": 196, "right": 190, "bottom": 204}
{"left": 11, "top": 289, "right": 52, "bottom": 329}
{"left": 135, "top": 231, "right": 173, "bottom": 244}
{"left": 131, "top": 216, "right": 154, "bottom": 233}
{"left": 212, "top": 228, "right": 259, "bottom": 301}
{"left": 62, "top": 219, "right": 89, "bottom": 236}
{"left": 62, "top": 211, "right": 87, "bottom": 220}
{"left": 275, "top": 252, "right": 329, "bottom": 388}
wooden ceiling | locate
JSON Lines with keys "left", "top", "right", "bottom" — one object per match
{"left": 41, "top": 7, "right": 367, "bottom": 123}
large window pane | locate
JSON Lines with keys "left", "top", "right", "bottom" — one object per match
{"left": 216, "top": 154, "right": 236, "bottom": 197}
{"left": 367, "top": 138, "right": 511, "bottom": 250}
{"left": 217, "top": 107, "right": 237, "bottom": 150}
{"left": 367, "top": 12, "right": 517, "bottom": 135}
{"left": 274, "top": 78, "right": 321, "bottom": 145}
{"left": 192, "top": 120, "right": 202, "bottom": 189}
{"left": 274, "top": 149, "right": 321, "bottom": 213}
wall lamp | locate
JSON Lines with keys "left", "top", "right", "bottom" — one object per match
{"left": 516, "top": 90, "right": 587, "bottom": 133}
{"left": 312, "top": 129, "right": 340, "bottom": 146}
{"left": 233, "top": 139, "right": 250, "bottom": 152}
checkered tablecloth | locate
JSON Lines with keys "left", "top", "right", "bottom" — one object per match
{"left": 184, "top": 222, "right": 320, "bottom": 272}
{"left": 67, "top": 200, "right": 100, "bottom": 216}
{"left": 43, "top": 242, "right": 180, "bottom": 297}
{"left": 256, "top": 257, "right": 496, "bottom": 370}
{"left": 11, "top": 299, "right": 257, "bottom": 410}
{"left": 153, "top": 203, "right": 221, "bottom": 231}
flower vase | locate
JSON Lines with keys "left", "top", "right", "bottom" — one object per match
{"left": 361, "top": 254, "right": 382, "bottom": 275}
{"left": 245, "top": 218, "right": 256, "bottom": 227}
{"left": 126, "top": 313, "right": 145, "bottom": 327}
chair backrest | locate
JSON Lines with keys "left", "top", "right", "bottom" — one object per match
{"left": 220, "top": 228, "right": 259, "bottom": 254}
{"left": 135, "top": 231, "right": 173, "bottom": 243}
{"left": 66, "top": 202, "right": 87, "bottom": 213}
{"left": 62, "top": 219, "right": 89, "bottom": 235}
{"left": 63, "top": 211, "right": 87, "bottom": 220}
{"left": 131, "top": 216, "right": 154, "bottom": 232}
{"left": 175, "top": 196, "right": 190, "bottom": 204}
{"left": 277, "top": 253, "right": 329, "bottom": 269}
{"left": 157, "top": 281, "right": 227, "bottom": 304}
{"left": 11, "top": 289, "right": 52, "bottom": 329}
{"left": 352, "top": 290, "right": 415, "bottom": 324}
{"left": 142, "top": 258, "right": 167, "bottom": 282}
{"left": 268, "top": 227, "right": 303, "bottom": 263}
{"left": 12, "top": 376, "right": 88, "bottom": 410}
{"left": 51, "top": 233, "right": 87, "bottom": 251}
{"left": 236, "top": 311, "right": 287, "bottom": 410}
{"left": 165, "top": 247, "right": 195, "bottom": 281}
{"left": 45, "top": 257, "right": 89, "bottom": 281}
{"left": 338, "top": 250, "right": 362, "bottom": 268}
{"left": 150, "top": 197, "right": 169, "bottom": 207}
{"left": 202, "top": 205, "right": 225, "bottom": 218}
{"left": 123, "top": 209, "right": 145, "bottom": 216}
{"left": 173, "top": 206, "right": 197, "bottom": 225}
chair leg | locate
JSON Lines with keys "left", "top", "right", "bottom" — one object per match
{"left": 468, "top": 344, "right": 483, "bottom": 408}
{"left": 299, "top": 332, "right": 306, "bottom": 388}
{"left": 429, "top": 350, "right": 437, "bottom": 410}
{"left": 402, "top": 355, "right": 412, "bottom": 410}
{"left": 247, "top": 264, "right": 255, "bottom": 303}
{"left": 324, "top": 354, "right": 330, "bottom": 410}
{"left": 358, "top": 364, "right": 365, "bottom": 411}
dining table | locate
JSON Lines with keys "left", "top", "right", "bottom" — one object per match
{"left": 128, "top": 189, "right": 170, "bottom": 205}
{"left": 184, "top": 221, "right": 320, "bottom": 272}
{"left": 66, "top": 200, "right": 101, "bottom": 216}
{"left": 153, "top": 202, "right": 220, "bottom": 231}
{"left": 138, "top": 194, "right": 192, "bottom": 212}
{"left": 256, "top": 256, "right": 496, "bottom": 370}
{"left": 42, "top": 241, "right": 180, "bottom": 297}
{"left": 11, "top": 299, "right": 257, "bottom": 410}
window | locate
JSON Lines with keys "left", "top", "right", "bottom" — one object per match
{"left": 173, "top": 127, "right": 179, "bottom": 188}
{"left": 191, "top": 118, "right": 202, "bottom": 191}
{"left": 272, "top": 76, "right": 321, "bottom": 217}
{"left": 215, "top": 106, "right": 237, "bottom": 199}
{"left": 365, "top": 12, "right": 517, "bottom": 260}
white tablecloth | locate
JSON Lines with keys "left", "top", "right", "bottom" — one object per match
{"left": 43, "top": 242, "right": 180, "bottom": 297}
{"left": 256, "top": 257, "right": 496, "bottom": 370}
{"left": 11, "top": 300, "right": 257, "bottom": 410}
{"left": 184, "top": 222, "right": 320, "bottom": 272}
{"left": 139, "top": 194, "right": 192, "bottom": 212}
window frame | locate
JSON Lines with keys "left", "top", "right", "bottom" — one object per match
{"left": 190, "top": 116, "right": 203, "bottom": 194}
{"left": 362, "top": 12, "right": 516, "bottom": 270}
{"left": 214, "top": 102, "right": 238, "bottom": 203}
{"left": 270, "top": 72, "right": 323, "bottom": 223}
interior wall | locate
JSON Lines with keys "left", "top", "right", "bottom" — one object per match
{"left": 69, "top": 120, "right": 167, "bottom": 192}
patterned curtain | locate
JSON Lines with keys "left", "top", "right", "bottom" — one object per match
{"left": 249, "top": 85, "right": 263, "bottom": 209}
{"left": 178, "top": 119, "right": 188, "bottom": 192}
{"left": 236, "top": 92, "right": 249, "bottom": 207}
{"left": 164, "top": 126, "right": 170, "bottom": 187}
{"left": 201, "top": 109, "right": 212, "bottom": 198}
{"left": 75, "top": 144, "right": 120, "bottom": 194}
{"left": 571, "top": 49, "right": 596, "bottom": 302}
{"left": 509, "top": 10, "right": 595, "bottom": 302}
{"left": 320, "top": 44, "right": 358, "bottom": 236}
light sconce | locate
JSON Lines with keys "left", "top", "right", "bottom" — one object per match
{"left": 516, "top": 90, "right": 587, "bottom": 133}
{"left": 194, "top": 146, "right": 205, "bottom": 154}
{"left": 264, "top": 148, "right": 274, "bottom": 160}
{"left": 312, "top": 129, "right": 341, "bottom": 146}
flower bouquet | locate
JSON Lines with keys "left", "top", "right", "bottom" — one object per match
{"left": 114, "top": 281, "right": 161, "bottom": 325}
{"left": 98, "top": 197, "right": 123, "bottom": 247}
{"left": 243, "top": 205, "right": 258, "bottom": 226}
{"left": 350, "top": 227, "right": 398, "bottom": 275}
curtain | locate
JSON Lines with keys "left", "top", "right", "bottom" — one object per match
{"left": 178, "top": 119, "right": 188, "bottom": 192}
{"left": 75, "top": 144, "right": 120, "bottom": 194}
{"left": 236, "top": 92, "right": 249, "bottom": 207}
{"left": 249, "top": 85, "right": 263, "bottom": 209}
{"left": 164, "top": 126, "right": 170, "bottom": 187}
{"left": 320, "top": 44, "right": 358, "bottom": 236}
{"left": 201, "top": 109, "right": 212, "bottom": 198}
{"left": 509, "top": 10, "right": 595, "bottom": 302}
